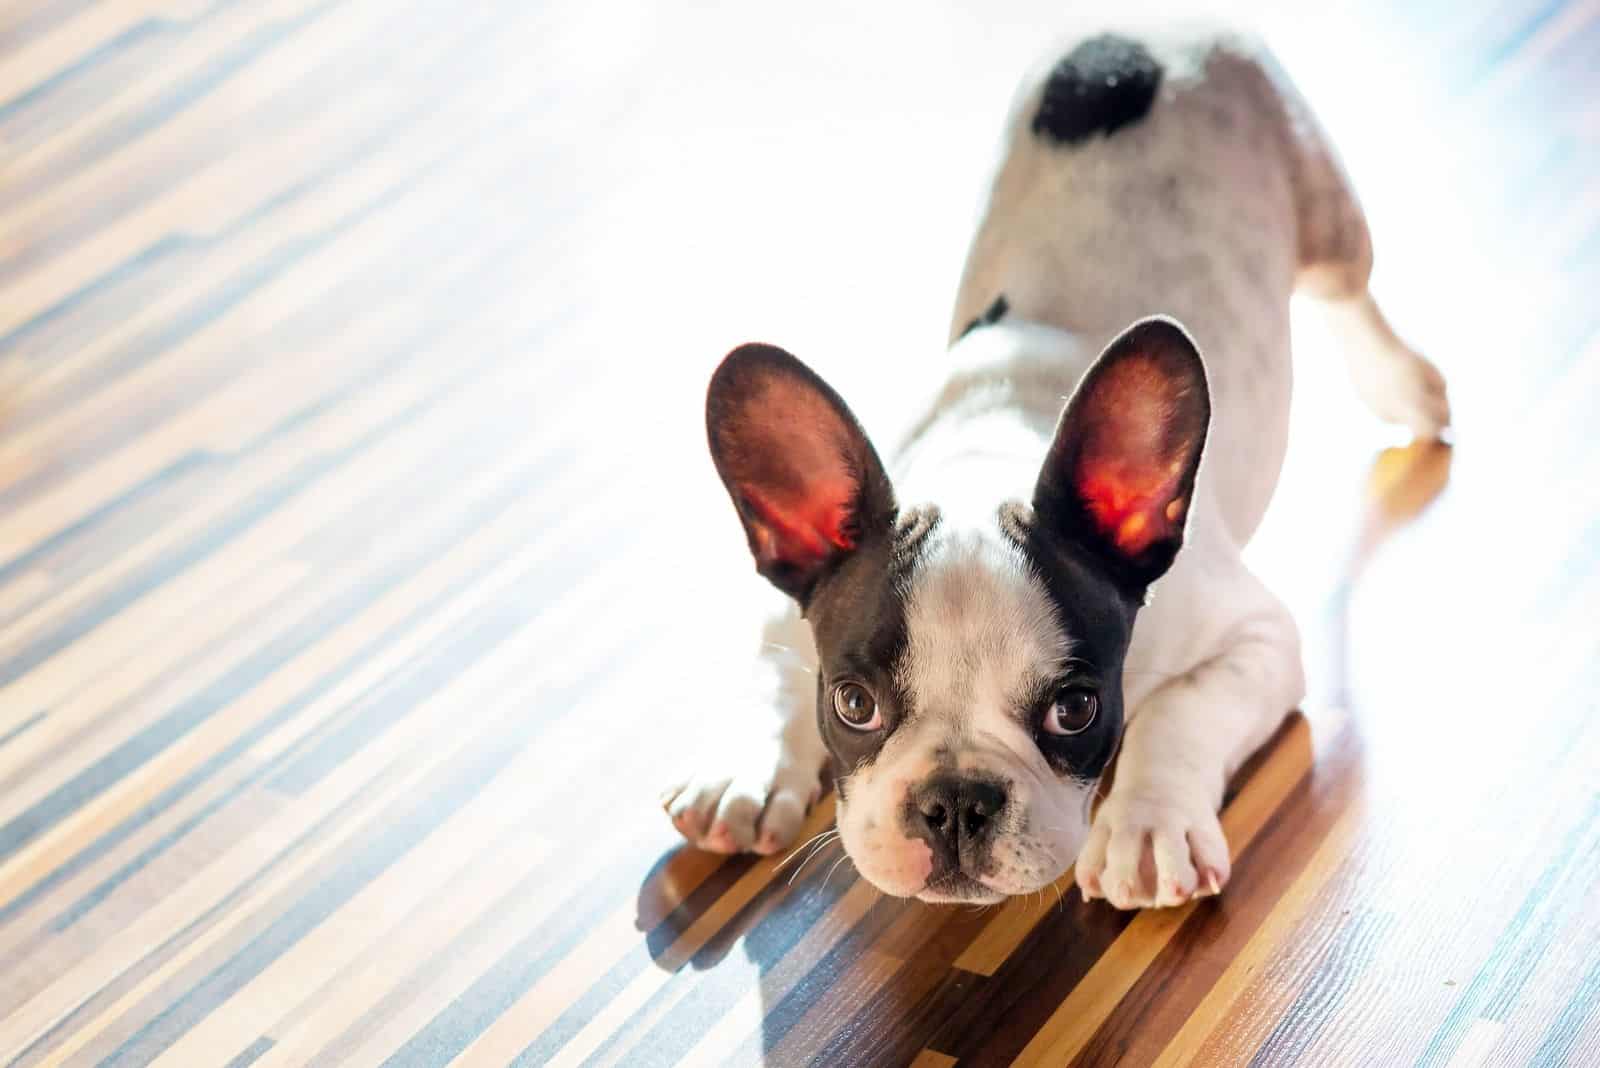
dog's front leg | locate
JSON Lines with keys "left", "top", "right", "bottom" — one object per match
{"left": 661, "top": 598, "right": 828, "bottom": 855}
{"left": 1077, "top": 577, "right": 1304, "bottom": 909}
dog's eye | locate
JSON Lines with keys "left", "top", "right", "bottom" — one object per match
{"left": 833, "top": 682, "right": 881, "bottom": 731}
{"left": 1043, "top": 687, "right": 1098, "bottom": 736}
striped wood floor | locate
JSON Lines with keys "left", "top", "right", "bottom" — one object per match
{"left": 2, "top": 0, "right": 1598, "bottom": 1065}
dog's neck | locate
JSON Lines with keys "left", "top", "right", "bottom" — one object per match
{"left": 893, "top": 318, "right": 1096, "bottom": 526}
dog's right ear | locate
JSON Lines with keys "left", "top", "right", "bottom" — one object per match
{"left": 706, "top": 343, "right": 895, "bottom": 604}
{"left": 1032, "top": 316, "right": 1211, "bottom": 592}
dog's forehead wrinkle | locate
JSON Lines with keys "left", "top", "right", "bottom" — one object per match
{"left": 900, "top": 522, "right": 1073, "bottom": 722}
{"left": 963, "top": 715, "right": 1053, "bottom": 781}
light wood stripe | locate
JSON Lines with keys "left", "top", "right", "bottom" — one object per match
{"left": 1443, "top": 1019, "right": 1508, "bottom": 1068}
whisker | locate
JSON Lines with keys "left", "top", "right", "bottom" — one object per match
{"left": 775, "top": 828, "right": 838, "bottom": 876}
{"left": 821, "top": 852, "right": 854, "bottom": 893}
{"left": 788, "top": 833, "right": 841, "bottom": 886}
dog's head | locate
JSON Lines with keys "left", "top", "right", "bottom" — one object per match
{"left": 706, "top": 317, "right": 1209, "bottom": 902}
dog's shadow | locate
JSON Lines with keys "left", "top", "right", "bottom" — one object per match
{"left": 632, "top": 790, "right": 941, "bottom": 1062}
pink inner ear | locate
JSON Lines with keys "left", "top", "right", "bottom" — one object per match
{"left": 741, "top": 480, "right": 857, "bottom": 571}
{"left": 1076, "top": 459, "right": 1186, "bottom": 556}
{"left": 724, "top": 374, "right": 863, "bottom": 573}
{"left": 1066, "top": 350, "right": 1200, "bottom": 557}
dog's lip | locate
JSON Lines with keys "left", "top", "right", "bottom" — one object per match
{"left": 917, "top": 871, "right": 1004, "bottom": 903}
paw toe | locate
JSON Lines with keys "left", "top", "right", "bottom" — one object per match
{"left": 1151, "top": 827, "right": 1199, "bottom": 905}
{"left": 754, "top": 789, "right": 809, "bottom": 855}
{"left": 1186, "top": 824, "right": 1231, "bottom": 888}
{"left": 713, "top": 784, "right": 765, "bottom": 851}
{"left": 702, "top": 821, "right": 743, "bottom": 853}
{"left": 665, "top": 774, "right": 731, "bottom": 845}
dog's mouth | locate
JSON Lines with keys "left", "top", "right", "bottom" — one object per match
{"left": 915, "top": 870, "right": 1005, "bottom": 905}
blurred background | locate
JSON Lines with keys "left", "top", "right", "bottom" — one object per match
{"left": 1, "top": 1, "right": 1598, "bottom": 1065}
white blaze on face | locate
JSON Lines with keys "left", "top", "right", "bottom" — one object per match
{"left": 837, "top": 525, "right": 1097, "bottom": 900}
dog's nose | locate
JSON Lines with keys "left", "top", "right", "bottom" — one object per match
{"left": 911, "top": 776, "right": 1007, "bottom": 868}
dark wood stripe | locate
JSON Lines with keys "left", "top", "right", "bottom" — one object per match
{"left": 0, "top": 711, "right": 48, "bottom": 751}
{"left": 222, "top": 1034, "right": 276, "bottom": 1068}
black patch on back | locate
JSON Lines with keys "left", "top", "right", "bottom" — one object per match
{"left": 957, "top": 294, "right": 1010, "bottom": 340}
{"left": 1031, "top": 34, "right": 1162, "bottom": 146}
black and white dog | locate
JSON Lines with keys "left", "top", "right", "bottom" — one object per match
{"left": 664, "top": 27, "right": 1448, "bottom": 908}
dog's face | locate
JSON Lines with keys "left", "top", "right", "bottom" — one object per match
{"left": 706, "top": 318, "right": 1210, "bottom": 902}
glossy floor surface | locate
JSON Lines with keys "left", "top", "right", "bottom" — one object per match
{"left": 1, "top": 1, "right": 1597, "bottom": 1065}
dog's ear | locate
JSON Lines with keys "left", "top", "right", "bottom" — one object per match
{"left": 1033, "top": 316, "right": 1210, "bottom": 591}
{"left": 707, "top": 343, "right": 895, "bottom": 604}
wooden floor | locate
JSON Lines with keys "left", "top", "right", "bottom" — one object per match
{"left": 2, "top": 0, "right": 1598, "bottom": 1065}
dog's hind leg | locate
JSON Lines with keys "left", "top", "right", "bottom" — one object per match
{"left": 1256, "top": 45, "right": 1451, "bottom": 438}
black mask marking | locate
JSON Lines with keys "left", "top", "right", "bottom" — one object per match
{"left": 807, "top": 507, "right": 941, "bottom": 793}
{"left": 999, "top": 502, "right": 1133, "bottom": 784}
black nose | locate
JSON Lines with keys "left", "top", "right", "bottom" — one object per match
{"left": 911, "top": 776, "right": 1008, "bottom": 870}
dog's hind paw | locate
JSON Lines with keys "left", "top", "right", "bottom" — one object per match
{"left": 1351, "top": 340, "right": 1451, "bottom": 439}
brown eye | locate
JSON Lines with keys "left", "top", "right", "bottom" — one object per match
{"left": 1044, "top": 687, "right": 1098, "bottom": 736}
{"left": 833, "top": 682, "right": 881, "bottom": 731}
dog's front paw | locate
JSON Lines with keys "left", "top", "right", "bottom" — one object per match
{"left": 1075, "top": 790, "right": 1230, "bottom": 909}
{"left": 661, "top": 752, "right": 823, "bottom": 856}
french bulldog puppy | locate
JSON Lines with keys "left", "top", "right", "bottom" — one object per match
{"left": 664, "top": 27, "right": 1448, "bottom": 907}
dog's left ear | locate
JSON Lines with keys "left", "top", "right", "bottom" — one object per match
{"left": 706, "top": 343, "right": 896, "bottom": 604}
{"left": 1033, "top": 316, "right": 1211, "bottom": 591}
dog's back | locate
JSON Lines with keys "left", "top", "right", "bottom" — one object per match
{"left": 949, "top": 27, "right": 1364, "bottom": 543}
